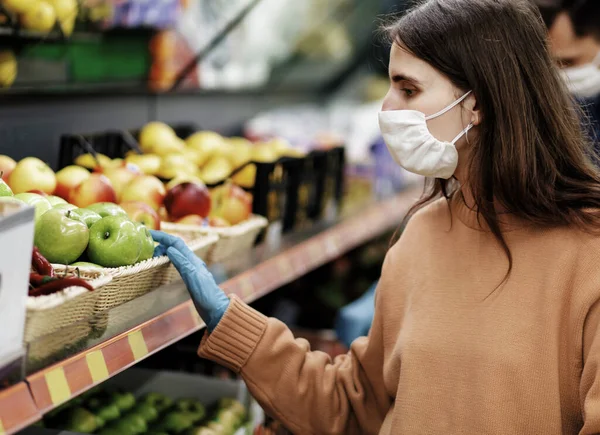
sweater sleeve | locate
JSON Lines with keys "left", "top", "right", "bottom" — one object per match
{"left": 197, "top": 253, "right": 396, "bottom": 435}
{"left": 580, "top": 298, "right": 600, "bottom": 435}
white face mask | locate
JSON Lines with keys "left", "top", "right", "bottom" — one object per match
{"left": 378, "top": 91, "right": 473, "bottom": 179}
{"left": 561, "top": 52, "right": 600, "bottom": 99}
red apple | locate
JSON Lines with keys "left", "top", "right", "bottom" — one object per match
{"left": 210, "top": 182, "right": 252, "bottom": 225}
{"left": 120, "top": 175, "right": 166, "bottom": 211}
{"left": 175, "top": 214, "right": 205, "bottom": 226}
{"left": 0, "top": 155, "right": 16, "bottom": 182}
{"left": 101, "top": 162, "right": 141, "bottom": 201}
{"left": 164, "top": 181, "right": 211, "bottom": 220}
{"left": 69, "top": 174, "right": 117, "bottom": 208}
{"left": 120, "top": 200, "right": 161, "bottom": 230}
{"left": 55, "top": 165, "right": 91, "bottom": 200}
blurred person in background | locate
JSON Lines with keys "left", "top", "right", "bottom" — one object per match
{"left": 154, "top": 0, "right": 600, "bottom": 433}
{"left": 536, "top": 0, "right": 600, "bottom": 147}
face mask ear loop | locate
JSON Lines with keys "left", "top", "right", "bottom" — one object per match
{"left": 425, "top": 90, "right": 473, "bottom": 120}
{"left": 451, "top": 123, "right": 474, "bottom": 145}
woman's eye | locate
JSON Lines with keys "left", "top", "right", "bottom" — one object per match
{"left": 401, "top": 88, "right": 414, "bottom": 97}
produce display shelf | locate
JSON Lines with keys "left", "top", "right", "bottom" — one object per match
{"left": 0, "top": 186, "right": 421, "bottom": 434}
{"left": 0, "top": 381, "right": 41, "bottom": 434}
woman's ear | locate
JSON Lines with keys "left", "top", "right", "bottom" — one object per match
{"left": 464, "top": 93, "right": 482, "bottom": 126}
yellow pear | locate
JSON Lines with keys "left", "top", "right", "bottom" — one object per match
{"left": 157, "top": 154, "right": 197, "bottom": 180}
{"left": 225, "top": 137, "right": 252, "bottom": 168}
{"left": 0, "top": 51, "right": 17, "bottom": 88}
{"left": 251, "top": 144, "right": 278, "bottom": 163}
{"left": 108, "top": 158, "right": 123, "bottom": 168}
{"left": 231, "top": 164, "right": 256, "bottom": 188}
{"left": 186, "top": 131, "right": 224, "bottom": 158}
{"left": 21, "top": 1, "right": 57, "bottom": 33}
{"left": 1, "top": 0, "right": 37, "bottom": 14}
{"left": 47, "top": 0, "right": 77, "bottom": 36}
{"left": 153, "top": 136, "right": 185, "bottom": 156}
{"left": 278, "top": 148, "right": 305, "bottom": 158}
{"left": 74, "top": 153, "right": 111, "bottom": 170}
{"left": 125, "top": 153, "right": 161, "bottom": 175}
{"left": 181, "top": 147, "right": 206, "bottom": 166}
{"left": 267, "top": 137, "right": 293, "bottom": 156}
{"left": 201, "top": 156, "right": 233, "bottom": 185}
{"left": 139, "top": 122, "right": 177, "bottom": 153}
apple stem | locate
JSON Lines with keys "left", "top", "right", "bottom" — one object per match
{"left": 66, "top": 210, "right": 71, "bottom": 218}
{"left": 0, "top": 171, "right": 3, "bottom": 178}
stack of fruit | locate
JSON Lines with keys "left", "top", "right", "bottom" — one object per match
{"left": 0, "top": 164, "right": 155, "bottom": 268}
{"left": 122, "top": 122, "right": 303, "bottom": 188}
{"left": 1, "top": 0, "right": 78, "bottom": 35}
{"left": 40, "top": 386, "right": 248, "bottom": 435}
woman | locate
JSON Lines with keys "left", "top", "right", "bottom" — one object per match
{"left": 153, "top": 0, "right": 600, "bottom": 433}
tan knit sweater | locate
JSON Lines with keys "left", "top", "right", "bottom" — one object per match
{"left": 198, "top": 197, "right": 600, "bottom": 435}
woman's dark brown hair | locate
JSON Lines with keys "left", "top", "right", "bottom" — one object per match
{"left": 388, "top": 0, "right": 600, "bottom": 280}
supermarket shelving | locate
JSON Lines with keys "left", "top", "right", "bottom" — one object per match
{"left": 0, "top": 186, "right": 421, "bottom": 434}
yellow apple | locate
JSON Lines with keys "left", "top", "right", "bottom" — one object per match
{"left": 102, "top": 162, "right": 141, "bottom": 201}
{"left": 210, "top": 182, "right": 252, "bottom": 225}
{"left": 125, "top": 154, "right": 161, "bottom": 175}
{"left": 55, "top": 165, "right": 90, "bottom": 200}
{"left": 139, "top": 122, "right": 177, "bottom": 153}
{"left": 120, "top": 175, "right": 166, "bottom": 211}
{"left": 9, "top": 157, "right": 57, "bottom": 194}
{"left": 0, "top": 155, "right": 17, "bottom": 182}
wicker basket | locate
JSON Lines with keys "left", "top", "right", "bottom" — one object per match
{"left": 164, "top": 233, "right": 219, "bottom": 282}
{"left": 25, "top": 266, "right": 112, "bottom": 343}
{"left": 162, "top": 215, "right": 268, "bottom": 264}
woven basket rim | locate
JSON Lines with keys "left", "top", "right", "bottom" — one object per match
{"left": 162, "top": 215, "right": 268, "bottom": 238}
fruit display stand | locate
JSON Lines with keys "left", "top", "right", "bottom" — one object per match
{"left": 162, "top": 215, "right": 268, "bottom": 265}
{"left": 0, "top": 185, "right": 421, "bottom": 434}
{"left": 25, "top": 266, "right": 112, "bottom": 343}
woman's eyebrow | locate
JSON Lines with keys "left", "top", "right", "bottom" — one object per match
{"left": 389, "top": 72, "right": 422, "bottom": 86}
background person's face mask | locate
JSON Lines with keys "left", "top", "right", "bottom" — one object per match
{"left": 562, "top": 52, "right": 600, "bottom": 99}
{"left": 378, "top": 91, "right": 473, "bottom": 179}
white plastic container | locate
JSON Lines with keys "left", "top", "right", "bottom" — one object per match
{"left": 0, "top": 199, "right": 35, "bottom": 371}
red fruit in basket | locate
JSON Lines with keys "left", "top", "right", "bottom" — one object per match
{"left": 101, "top": 162, "right": 141, "bottom": 201}
{"left": 174, "top": 214, "right": 206, "bottom": 226}
{"left": 55, "top": 165, "right": 91, "bottom": 200}
{"left": 120, "top": 200, "right": 161, "bottom": 230}
{"left": 69, "top": 174, "right": 117, "bottom": 208}
{"left": 210, "top": 182, "right": 252, "bottom": 225}
{"left": 164, "top": 181, "right": 211, "bottom": 220}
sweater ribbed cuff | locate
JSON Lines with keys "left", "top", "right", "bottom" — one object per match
{"left": 197, "top": 295, "right": 268, "bottom": 373}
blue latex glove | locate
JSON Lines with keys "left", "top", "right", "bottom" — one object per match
{"left": 334, "top": 281, "right": 377, "bottom": 348}
{"left": 150, "top": 230, "right": 230, "bottom": 331}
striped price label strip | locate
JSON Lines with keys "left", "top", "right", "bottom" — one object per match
{"left": 27, "top": 303, "right": 199, "bottom": 414}
{"left": 0, "top": 382, "right": 40, "bottom": 434}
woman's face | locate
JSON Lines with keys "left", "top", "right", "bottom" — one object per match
{"left": 382, "top": 42, "right": 477, "bottom": 152}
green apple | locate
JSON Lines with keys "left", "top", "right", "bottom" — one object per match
{"left": 0, "top": 178, "right": 12, "bottom": 197}
{"left": 136, "top": 222, "right": 155, "bottom": 262}
{"left": 35, "top": 209, "right": 90, "bottom": 264}
{"left": 86, "top": 202, "right": 127, "bottom": 218}
{"left": 14, "top": 192, "right": 52, "bottom": 222}
{"left": 46, "top": 195, "right": 67, "bottom": 206}
{"left": 70, "top": 208, "right": 102, "bottom": 228}
{"left": 87, "top": 216, "right": 142, "bottom": 267}
{"left": 53, "top": 203, "right": 77, "bottom": 211}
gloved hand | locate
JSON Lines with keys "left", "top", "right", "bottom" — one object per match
{"left": 150, "top": 230, "right": 230, "bottom": 331}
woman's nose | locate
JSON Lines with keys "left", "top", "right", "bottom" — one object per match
{"left": 381, "top": 88, "right": 402, "bottom": 112}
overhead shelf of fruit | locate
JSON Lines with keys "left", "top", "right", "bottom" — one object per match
{"left": 0, "top": 186, "right": 421, "bottom": 435}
